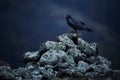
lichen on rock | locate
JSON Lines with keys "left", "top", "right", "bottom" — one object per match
{"left": 45, "top": 41, "right": 66, "bottom": 50}
{"left": 0, "top": 32, "right": 119, "bottom": 80}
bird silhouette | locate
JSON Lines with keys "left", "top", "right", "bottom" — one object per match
{"left": 65, "top": 15, "right": 93, "bottom": 32}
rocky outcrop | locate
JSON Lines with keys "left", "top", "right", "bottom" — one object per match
{"left": 0, "top": 32, "right": 119, "bottom": 80}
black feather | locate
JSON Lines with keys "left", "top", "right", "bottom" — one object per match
{"left": 65, "top": 15, "right": 93, "bottom": 32}
{"left": 80, "top": 21, "right": 85, "bottom": 25}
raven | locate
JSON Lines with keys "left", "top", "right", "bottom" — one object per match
{"left": 65, "top": 15, "right": 93, "bottom": 32}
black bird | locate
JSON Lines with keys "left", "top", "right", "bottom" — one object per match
{"left": 65, "top": 15, "right": 93, "bottom": 32}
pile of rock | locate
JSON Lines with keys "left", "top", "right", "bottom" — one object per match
{"left": 0, "top": 33, "right": 119, "bottom": 80}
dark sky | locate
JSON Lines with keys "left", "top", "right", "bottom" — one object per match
{"left": 0, "top": 0, "right": 120, "bottom": 69}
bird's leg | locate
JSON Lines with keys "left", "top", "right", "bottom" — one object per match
{"left": 77, "top": 32, "right": 81, "bottom": 37}
{"left": 75, "top": 30, "right": 78, "bottom": 33}
{"left": 71, "top": 30, "right": 79, "bottom": 45}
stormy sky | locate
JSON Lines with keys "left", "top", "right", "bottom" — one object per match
{"left": 0, "top": 0, "right": 120, "bottom": 69}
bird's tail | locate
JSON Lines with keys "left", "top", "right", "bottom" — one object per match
{"left": 85, "top": 28, "right": 93, "bottom": 32}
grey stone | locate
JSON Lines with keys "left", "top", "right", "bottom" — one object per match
{"left": 90, "top": 64, "right": 111, "bottom": 73}
{"left": 53, "top": 50, "right": 67, "bottom": 59}
{"left": 90, "top": 56, "right": 112, "bottom": 73}
{"left": 63, "top": 55, "right": 76, "bottom": 68}
{"left": 45, "top": 41, "right": 66, "bottom": 50}
{"left": 13, "top": 67, "right": 26, "bottom": 76}
{"left": 30, "top": 69, "right": 42, "bottom": 79}
{"left": 0, "top": 66, "right": 16, "bottom": 80}
{"left": 53, "top": 52, "right": 76, "bottom": 69}
{"left": 77, "top": 61, "right": 90, "bottom": 73}
{"left": 39, "top": 49, "right": 69, "bottom": 65}
{"left": 85, "top": 72, "right": 98, "bottom": 78}
{"left": 78, "top": 38, "right": 97, "bottom": 55}
{"left": 25, "top": 62, "right": 37, "bottom": 70}
{"left": 55, "top": 63, "right": 69, "bottom": 69}
{"left": 31, "top": 69, "right": 41, "bottom": 75}
{"left": 59, "top": 68, "right": 75, "bottom": 76}
{"left": 58, "top": 33, "right": 77, "bottom": 48}
{"left": 44, "top": 65, "right": 54, "bottom": 69}
{"left": 39, "top": 50, "right": 59, "bottom": 65}
{"left": 81, "top": 53, "right": 87, "bottom": 59}
{"left": 90, "top": 64, "right": 102, "bottom": 73}
{"left": 39, "top": 67, "right": 57, "bottom": 79}
{"left": 98, "top": 64, "right": 112, "bottom": 73}
{"left": 23, "top": 51, "right": 40, "bottom": 63}
{"left": 94, "top": 56, "right": 111, "bottom": 67}
{"left": 0, "top": 32, "right": 119, "bottom": 80}
{"left": 73, "top": 70, "right": 85, "bottom": 77}
{"left": 67, "top": 48, "right": 82, "bottom": 59}
{"left": 16, "top": 77, "right": 22, "bottom": 80}
{"left": 39, "top": 49, "right": 75, "bottom": 67}
{"left": 31, "top": 74, "right": 43, "bottom": 80}
{"left": 86, "top": 56, "right": 96, "bottom": 63}
{"left": 13, "top": 67, "right": 32, "bottom": 79}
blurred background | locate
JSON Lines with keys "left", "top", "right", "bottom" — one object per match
{"left": 0, "top": 0, "right": 120, "bottom": 69}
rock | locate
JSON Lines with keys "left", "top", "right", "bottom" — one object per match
{"left": 90, "top": 56, "right": 112, "bottom": 73}
{"left": 94, "top": 56, "right": 111, "bottom": 67}
{"left": 0, "top": 32, "right": 119, "bottom": 80}
{"left": 90, "top": 63, "right": 111, "bottom": 74}
{"left": 90, "top": 64, "right": 102, "bottom": 73}
{"left": 39, "top": 66, "right": 57, "bottom": 79}
{"left": 13, "top": 67, "right": 27, "bottom": 78}
{"left": 58, "top": 33, "right": 77, "bottom": 48}
{"left": 73, "top": 70, "right": 85, "bottom": 78}
{"left": 0, "top": 66, "right": 16, "bottom": 80}
{"left": 30, "top": 68, "right": 42, "bottom": 79}
{"left": 58, "top": 68, "right": 75, "bottom": 77}
{"left": 31, "top": 74, "right": 43, "bottom": 80}
{"left": 55, "top": 63, "right": 69, "bottom": 69}
{"left": 22, "top": 51, "right": 40, "bottom": 63}
{"left": 25, "top": 62, "right": 37, "bottom": 70}
{"left": 45, "top": 41, "right": 66, "bottom": 50}
{"left": 98, "top": 64, "right": 112, "bottom": 73}
{"left": 14, "top": 66, "right": 43, "bottom": 80}
{"left": 13, "top": 67, "right": 25, "bottom": 74}
{"left": 44, "top": 65, "right": 54, "bottom": 69}
{"left": 67, "top": 48, "right": 83, "bottom": 64}
{"left": 64, "top": 55, "right": 76, "bottom": 67}
{"left": 39, "top": 50, "right": 59, "bottom": 65}
{"left": 67, "top": 48, "right": 82, "bottom": 59}
{"left": 78, "top": 38, "right": 97, "bottom": 55}
{"left": 77, "top": 61, "right": 90, "bottom": 73}
{"left": 39, "top": 49, "right": 76, "bottom": 67}
{"left": 86, "top": 56, "right": 96, "bottom": 63}
{"left": 53, "top": 50, "right": 67, "bottom": 60}
{"left": 85, "top": 72, "right": 98, "bottom": 78}
{"left": 16, "top": 77, "right": 22, "bottom": 80}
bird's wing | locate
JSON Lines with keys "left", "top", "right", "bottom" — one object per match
{"left": 69, "top": 17, "right": 80, "bottom": 26}
{"left": 84, "top": 27, "right": 93, "bottom": 32}
{"left": 79, "top": 24, "right": 93, "bottom": 32}
{"left": 80, "top": 21, "right": 85, "bottom": 25}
